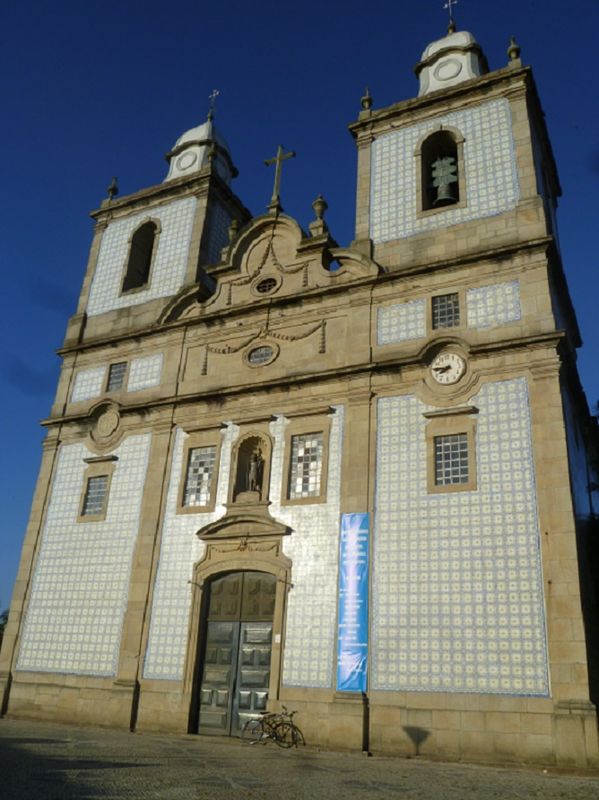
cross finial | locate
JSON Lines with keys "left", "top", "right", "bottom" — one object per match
{"left": 207, "top": 88, "right": 220, "bottom": 120}
{"left": 443, "top": 0, "right": 458, "bottom": 33}
{"left": 264, "top": 145, "right": 296, "bottom": 214}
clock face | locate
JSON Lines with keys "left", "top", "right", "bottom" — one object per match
{"left": 431, "top": 352, "right": 466, "bottom": 385}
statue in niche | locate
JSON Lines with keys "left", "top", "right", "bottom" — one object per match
{"left": 247, "top": 448, "right": 264, "bottom": 492}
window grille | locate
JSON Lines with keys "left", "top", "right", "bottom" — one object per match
{"left": 432, "top": 293, "right": 460, "bottom": 329}
{"left": 81, "top": 475, "right": 108, "bottom": 516}
{"left": 288, "top": 433, "right": 323, "bottom": 499}
{"left": 434, "top": 433, "right": 469, "bottom": 485}
{"left": 183, "top": 446, "right": 217, "bottom": 506}
{"left": 106, "top": 362, "right": 127, "bottom": 391}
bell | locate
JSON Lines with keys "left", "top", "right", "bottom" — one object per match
{"left": 434, "top": 182, "right": 457, "bottom": 206}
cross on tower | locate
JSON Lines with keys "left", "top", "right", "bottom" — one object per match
{"left": 264, "top": 144, "right": 296, "bottom": 214}
{"left": 207, "top": 88, "right": 220, "bottom": 119}
{"left": 444, "top": 0, "right": 458, "bottom": 31}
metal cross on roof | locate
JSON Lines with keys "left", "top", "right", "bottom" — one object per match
{"left": 264, "top": 144, "right": 296, "bottom": 214}
{"left": 444, "top": 0, "right": 458, "bottom": 30}
{"left": 207, "top": 88, "right": 220, "bottom": 119}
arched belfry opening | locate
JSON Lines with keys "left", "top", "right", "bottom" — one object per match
{"left": 122, "top": 220, "right": 158, "bottom": 292}
{"left": 421, "top": 130, "right": 460, "bottom": 210}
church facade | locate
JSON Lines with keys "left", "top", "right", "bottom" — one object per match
{"left": 1, "top": 26, "right": 598, "bottom": 767}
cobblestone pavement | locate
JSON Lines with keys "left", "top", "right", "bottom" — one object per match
{"left": 1, "top": 718, "right": 599, "bottom": 800}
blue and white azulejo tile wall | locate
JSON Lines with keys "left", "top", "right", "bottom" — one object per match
{"left": 373, "top": 378, "right": 549, "bottom": 696}
{"left": 17, "top": 434, "right": 151, "bottom": 676}
{"left": 143, "top": 425, "right": 235, "bottom": 680}
{"left": 87, "top": 197, "right": 197, "bottom": 316}
{"left": 466, "top": 280, "right": 521, "bottom": 329}
{"left": 376, "top": 280, "right": 522, "bottom": 346}
{"left": 378, "top": 300, "right": 426, "bottom": 345}
{"left": 269, "top": 408, "right": 344, "bottom": 689}
{"left": 370, "top": 98, "right": 520, "bottom": 243}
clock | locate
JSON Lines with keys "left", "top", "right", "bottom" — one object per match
{"left": 430, "top": 352, "right": 466, "bottom": 385}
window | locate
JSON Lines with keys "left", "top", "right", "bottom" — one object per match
{"left": 106, "top": 362, "right": 127, "bottom": 392}
{"left": 247, "top": 346, "right": 275, "bottom": 366}
{"left": 178, "top": 432, "right": 221, "bottom": 514}
{"left": 288, "top": 433, "right": 324, "bottom": 499}
{"left": 78, "top": 456, "right": 117, "bottom": 522}
{"left": 434, "top": 433, "right": 469, "bottom": 485}
{"left": 81, "top": 475, "right": 108, "bottom": 515}
{"left": 122, "top": 220, "right": 158, "bottom": 293}
{"left": 432, "top": 293, "right": 460, "bottom": 329}
{"left": 183, "top": 446, "right": 217, "bottom": 507}
{"left": 425, "top": 408, "right": 477, "bottom": 494}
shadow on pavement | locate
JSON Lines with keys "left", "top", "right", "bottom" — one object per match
{"left": 0, "top": 735, "right": 154, "bottom": 799}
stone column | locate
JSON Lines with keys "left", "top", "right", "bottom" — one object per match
{"left": 112, "top": 413, "right": 176, "bottom": 729}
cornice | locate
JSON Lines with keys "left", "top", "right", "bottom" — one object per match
{"left": 348, "top": 65, "right": 531, "bottom": 138}
{"left": 45, "top": 331, "right": 566, "bottom": 428}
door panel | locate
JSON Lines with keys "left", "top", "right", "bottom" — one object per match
{"left": 197, "top": 572, "right": 276, "bottom": 736}
{"left": 233, "top": 622, "right": 273, "bottom": 733}
{"left": 197, "top": 620, "right": 239, "bottom": 734}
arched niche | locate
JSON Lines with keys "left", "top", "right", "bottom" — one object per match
{"left": 231, "top": 432, "right": 272, "bottom": 504}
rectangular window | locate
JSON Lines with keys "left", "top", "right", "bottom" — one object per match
{"left": 432, "top": 293, "right": 460, "bottom": 329}
{"left": 106, "top": 362, "right": 127, "bottom": 392}
{"left": 434, "top": 433, "right": 469, "bottom": 486}
{"left": 183, "top": 446, "right": 217, "bottom": 507}
{"left": 81, "top": 475, "right": 109, "bottom": 516}
{"left": 288, "top": 433, "right": 324, "bottom": 499}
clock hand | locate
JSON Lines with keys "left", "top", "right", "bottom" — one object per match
{"left": 434, "top": 364, "right": 451, "bottom": 373}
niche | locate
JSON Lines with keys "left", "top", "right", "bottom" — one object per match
{"left": 232, "top": 433, "right": 272, "bottom": 503}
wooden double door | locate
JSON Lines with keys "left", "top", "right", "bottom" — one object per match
{"left": 196, "top": 571, "right": 276, "bottom": 736}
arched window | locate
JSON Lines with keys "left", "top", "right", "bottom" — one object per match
{"left": 417, "top": 128, "right": 465, "bottom": 213}
{"left": 122, "top": 221, "right": 158, "bottom": 293}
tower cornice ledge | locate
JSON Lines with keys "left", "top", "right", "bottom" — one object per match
{"left": 348, "top": 65, "right": 532, "bottom": 137}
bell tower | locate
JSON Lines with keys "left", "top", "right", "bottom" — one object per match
{"left": 350, "top": 26, "right": 562, "bottom": 285}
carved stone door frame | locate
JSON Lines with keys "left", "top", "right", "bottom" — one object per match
{"left": 182, "top": 524, "right": 292, "bottom": 729}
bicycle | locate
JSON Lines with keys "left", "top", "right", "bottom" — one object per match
{"left": 240, "top": 706, "right": 305, "bottom": 748}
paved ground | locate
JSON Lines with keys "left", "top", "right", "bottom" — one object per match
{"left": 1, "top": 718, "right": 599, "bottom": 799}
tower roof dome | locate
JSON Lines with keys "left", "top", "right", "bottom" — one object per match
{"left": 164, "top": 114, "right": 237, "bottom": 185}
{"left": 415, "top": 28, "right": 489, "bottom": 96}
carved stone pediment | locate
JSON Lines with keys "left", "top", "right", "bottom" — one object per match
{"left": 158, "top": 212, "right": 381, "bottom": 324}
{"left": 197, "top": 499, "right": 291, "bottom": 541}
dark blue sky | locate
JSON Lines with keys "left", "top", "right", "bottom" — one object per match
{"left": 1, "top": 0, "right": 598, "bottom": 608}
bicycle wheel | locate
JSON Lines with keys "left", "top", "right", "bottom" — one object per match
{"left": 291, "top": 725, "right": 305, "bottom": 747}
{"left": 273, "top": 722, "right": 296, "bottom": 748}
{"left": 241, "top": 718, "right": 266, "bottom": 744}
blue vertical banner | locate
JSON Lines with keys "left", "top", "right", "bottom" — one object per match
{"left": 337, "top": 512, "right": 369, "bottom": 692}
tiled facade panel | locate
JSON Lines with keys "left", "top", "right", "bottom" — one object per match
{"left": 204, "top": 202, "right": 232, "bottom": 265}
{"left": 127, "top": 353, "right": 164, "bottom": 392}
{"left": 376, "top": 280, "right": 521, "bottom": 345}
{"left": 70, "top": 354, "right": 163, "bottom": 402}
{"left": 16, "top": 435, "right": 151, "bottom": 676}
{"left": 142, "top": 426, "right": 234, "bottom": 680}
{"left": 87, "top": 197, "right": 197, "bottom": 316}
{"left": 466, "top": 280, "right": 522, "bottom": 329}
{"left": 70, "top": 366, "right": 106, "bottom": 402}
{"left": 373, "top": 379, "right": 549, "bottom": 695}
{"left": 377, "top": 299, "right": 426, "bottom": 345}
{"left": 370, "top": 98, "right": 520, "bottom": 243}
{"left": 271, "top": 408, "right": 344, "bottom": 689}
